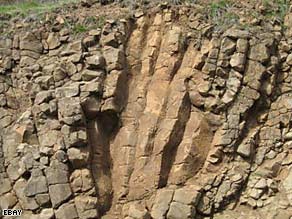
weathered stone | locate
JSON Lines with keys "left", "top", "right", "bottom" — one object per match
{"left": 230, "top": 53, "right": 246, "bottom": 72}
{"left": 173, "top": 187, "right": 201, "bottom": 205}
{"left": 20, "top": 32, "right": 43, "bottom": 53}
{"left": 20, "top": 56, "right": 37, "bottom": 67}
{"left": 56, "top": 85, "right": 80, "bottom": 98}
{"left": 54, "top": 67, "right": 67, "bottom": 82}
{"left": 223, "top": 29, "right": 250, "bottom": 39}
{"left": 39, "top": 130, "right": 59, "bottom": 147}
{"left": 189, "top": 91, "right": 204, "bottom": 107}
{"left": 35, "top": 193, "right": 51, "bottom": 206}
{"left": 167, "top": 202, "right": 194, "bottom": 219}
{"left": 58, "top": 97, "right": 84, "bottom": 125}
{"left": 85, "top": 53, "right": 105, "bottom": 69}
{"left": 63, "top": 61, "right": 77, "bottom": 76}
{"left": 74, "top": 196, "right": 99, "bottom": 219}
{"left": 83, "top": 35, "right": 97, "bottom": 48}
{"left": 151, "top": 189, "right": 174, "bottom": 219}
{"left": 35, "top": 76, "right": 54, "bottom": 90}
{"left": 249, "top": 44, "right": 269, "bottom": 63}
{"left": 70, "top": 169, "right": 94, "bottom": 193}
{"left": 35, "top": 91, "right": 54, "bottom": 105}
{"left": 49, "top": 184, "right": 72, "bottom": 208}
{"left": 101, "top": 32, "right": 119, "bottom": 48}
{"left": 82, "top": 69, "right": 104, "bottom": 81}
{"left": 221, "top": 37, "right": 236, "bottom": 54}
{"left": 14, "top": 179, "right": 39, "bottom": 210}
{"left": 67, "top": 147, "right": 89, "bottom": 168}
{"left": 45, "top": 167, "right": 69, "bottom": 185}
{"left": 254, "top": 178, "right": 267, "bottom": 189}
{"left": 236, "top": 38, "right": 249, "bottom": 53}
{"left": 237, "top": 142, "right": 251, "bottom": 158}
{"left": 39, "top": 208, "right": 55, "bottom": 219}
{"left": 127, "top": 203, "right": 151, "bottom": 219}
{"left": 61, "top": 40, "right": 83, "bottom": 56}
{"left": 55, "top": 203, "right": 78, "bottom": 219}
{"left": 47, "top": 33, "right": 61, "bottom": 50}
{"left": 24, "top": 175, "right": 48, "bottom": 197}
{"left": 0, "top": 192, "right": 17, "bottom": 209}
{"left": 103, "top": 46, "right": 124, "bottom": 71}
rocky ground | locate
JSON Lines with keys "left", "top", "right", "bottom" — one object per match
{"left": 0, "top": 0, "right": 292, "bottom": 219}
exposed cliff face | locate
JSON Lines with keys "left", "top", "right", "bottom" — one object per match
{"left": 0, "top": 1, "right": 292, "bottom": 219}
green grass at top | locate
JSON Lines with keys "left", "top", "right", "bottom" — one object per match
{"left": 0, "top": 0, "right": 80, "bottom": 16}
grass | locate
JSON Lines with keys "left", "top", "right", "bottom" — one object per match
{"left": 207, "top": 0, "right": 240, "bottom": 27}
{"left": 210, "top": 0, "right": 231, "bottom": 19}
{"left": 0, "top": 0, "right": 80, "bottom": 17}
{"left": 262, "top": 0, "right": 289, "bottom": 21}
{"left": 72, "top": 23, "right": 87, "bottom": 34}
{"left": 68, "top": 15, "right": 106, "bottom": 35}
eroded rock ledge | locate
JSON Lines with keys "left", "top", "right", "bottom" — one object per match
{"left": 0, "top": 2, "right": 292, "bottom": 219}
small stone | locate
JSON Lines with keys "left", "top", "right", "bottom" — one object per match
{"left": 0, "top": 192, "right": 17, "bottom": 209}
{"left": 82, "top": 69, "right": 104, "bottom": 81}
{"left": 254, "top": 178, "right": 267, "bottom": 189}
{"left": 85, "top": 54, "right": 105, "bottom": 69}
{"left": 47, "top": 33, "right": 61, "bottom": 50}
{"left": 189, "top": 91, "right": 204, "bottom": 107}
{"left": 39, "top": 208, "right": 55, "bottom": 219}
{"left": 286, "top": 53, "right": 292, "bottom": 66}
{"left": 56, "top": 85, "right": 80, "bottom": 98}
{"left": 75, "top": 196, "right": 99, "bottom": 219}
{"left": 221, "top": 37, "right": 236, "bottom": 54}
{"left": 237, "top": 143, "right": 251, "bottom": 158}
{"left": 35, "top": 193, "right": 51, "bottom": 206}
{"left": 224, "top": 29, "right": 250, "bottom": 39}
{"left": 67, "top": 147, "right": 89, "bottom": 168}
{"left": 236, "top": 39, "right": 249, "bottom": 53}
{"left": 249, "top": 44, "right": 269, "bottom": 63}
{"left": 230, "top": 53, "right": 246, "bottom": 72}
{"left": 89, "top": 29, "right": 101, "bottom": 36}
{"left": 34, "top": 91, "right": 54, "bottom": 105}
{"left": 284, "top": 132, "right": 292, "bottom": 140}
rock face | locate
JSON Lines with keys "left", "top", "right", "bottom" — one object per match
{"left": 0, "top": 1, "right": 292, "bottom": 219}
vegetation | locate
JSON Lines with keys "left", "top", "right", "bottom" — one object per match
{"left": 207, "top": 0, "right": 240, "bottom": 27}
{"left": 72, "top": 23, "right": 87, "bottom": 34}
{"left": 0, "top": 0, "right": 79, "bottom": 16}
{"left": 262, "top": 0, "right": 289, "bottom": 21}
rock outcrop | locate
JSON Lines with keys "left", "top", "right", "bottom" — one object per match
{"left": 0, "top": 1, "right": 292, "bottom": 219}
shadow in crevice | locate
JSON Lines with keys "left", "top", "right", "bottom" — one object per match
{"left": 158, "top": 93, "right": 191, "bottom": 188}
{"left": 87, "top": 110, "right": 119, "bottom": 215}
